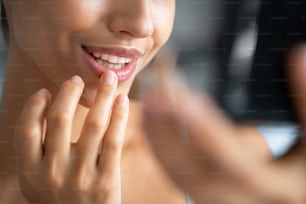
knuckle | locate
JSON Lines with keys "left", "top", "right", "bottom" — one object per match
{"left": 105, "top": 138, "right": 122, "bottom": 152}
{"left": 17, "top": 125, "right": 40, "bottom": 140}
{"left": 86, "top": 118, "right": 104, "bottom": 132}
{"left": 28, "top": 93, "right": 47, "bottom": 106}
{"left": 46, "top": 177, "right": 63, "bottom": 190}
{"left": 96, "top": 176, "right": 116, "bottom": 196}
{"left": 45, "top": 161, "right": 64, "bottom": 189}
{"left": 97, "top": 181, "right": 112, "bottom": 196}
{"left": 74, "top": 181, "right": 90, "bottom": 195}
{"left": 100, "top": 186, "right": 112, "bottom": 198}
{"left": 45, "top": 174, "right": 63, "bottom": 189}
{"left": 73, "top": 172, "right": 92, "bottom": 194}
{"left": 112, "top": 108, "right": 128, "bottom": 122}
{"left": 47, "top": 111, "right": 71, "bottom": 127}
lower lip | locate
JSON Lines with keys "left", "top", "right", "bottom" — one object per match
{"left": 81, "top": 47, "right": 138, "bottom": 83}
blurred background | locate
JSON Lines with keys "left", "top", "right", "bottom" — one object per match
{"left": 154, "top": 0, "right": 304, "bottom": 124}
{"left": 170, "top": 0, "right": 260, "bottom": 121}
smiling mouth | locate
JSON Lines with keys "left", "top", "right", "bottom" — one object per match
{"left": 84, "top": 47, "right": 132, "bottom": 69}
{"left": 81, "top": 45, "right": 142, "bottom": 82}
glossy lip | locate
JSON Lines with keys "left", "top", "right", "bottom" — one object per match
{"left": 81, "top": 45, "right": 143, "bottom": 83}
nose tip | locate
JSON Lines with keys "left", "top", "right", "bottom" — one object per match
{"left": 107, "top": 1, "right": 154, "bottom": 39}
{"left": 110, "top": 17, "right": 154, "bottom": 38}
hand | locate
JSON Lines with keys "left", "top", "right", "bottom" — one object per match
{"left": 15, "top": 71, "right": 129, "bottom": 204}
{"left": 144, "top": 89, "right": 305, "bottom": 204}
{"left": 143, "top": 48, "right": 306, "bottom": 203}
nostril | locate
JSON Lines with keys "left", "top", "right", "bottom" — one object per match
{"left": 117, "top": 30, "right": 134, "bottom": 37}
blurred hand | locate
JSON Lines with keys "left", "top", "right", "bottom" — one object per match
{"left": 15, "top": 71, "right": 128, "bottom": 204}
{"left": 143, "top": 47, "right": 306, "bottom": 204}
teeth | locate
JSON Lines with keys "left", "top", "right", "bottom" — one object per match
{"left": 124, "top": 58, "right": 132, "bottom": 63}
{"left": 108, "top": 55, "right": 118, "bottom": 64}
{"left": 91, "top": 52, "right": 132, "bottom": 64}
{"left": 96, "top": 59, "right": 125, "bottom": 69}
{"left": 93, "top": 53, "right": 101, "bottom": 58}
{"left": 118, "top": 58, "right": 126, "bottom": 63}
{"left": 101, "top": 54, "right": 108, "bottom": 61}
{"left": 114, "top": 64, "right": 124, "bottom": 69}
{"left": 97, "top": 59, "right": 103, "bottom": 65}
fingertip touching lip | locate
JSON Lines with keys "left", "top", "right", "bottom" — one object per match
{"left": 81, "top": 45, "right": 144, "bottom": 83}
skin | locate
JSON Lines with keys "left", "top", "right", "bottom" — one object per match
{"left": 143, "top": 45, "right": 306, "bottom": 203}
{"left": 0, "top": 0, "right": 187, "bottom": 203}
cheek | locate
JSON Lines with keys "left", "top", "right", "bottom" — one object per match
{"left": 152, "top": 4, "right": 175, "bottom": 48}
{"left": 39, "top": 1, "right": 103, "bottom": 32}
{"left": 10, "top": 0, "right": 102, "bottom": 49}
{"left": 9, "top": 1, "right": 104, "bottom": 77}
{"left": 136, "top": 3, "right": 175, "bottom": 70}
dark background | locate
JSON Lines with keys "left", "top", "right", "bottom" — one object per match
{"left": 171, "top": 0, "right": 306, "bottom": 123}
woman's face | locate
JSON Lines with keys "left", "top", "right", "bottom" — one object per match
{"left": 6, "top": 0, "right": 175, "bottom": 106}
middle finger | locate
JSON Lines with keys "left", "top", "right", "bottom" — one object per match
{"left": 76, "top": 71, "right": 117, "bottom": 166}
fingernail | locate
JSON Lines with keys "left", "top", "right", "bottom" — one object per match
{"left": 118, "top": 94, "right": 128, "bottom": 107}
{"left": 36, "top": 88, "right": 48, "bottom": 97}
{"left": 71, "top": 75, "right": 83, "bottom": 83}
{"left": 102, "top": 71, "right": 116, "bottom": 85}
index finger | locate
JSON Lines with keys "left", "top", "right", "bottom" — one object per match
{"left": 15, "top": 89, "right": 50, "bottom": 169}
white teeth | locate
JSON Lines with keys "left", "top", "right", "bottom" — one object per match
{"left": 109, "top": 55, "right": 118, "bottom": 64}
{"left": 93, "top": 53, "right": 101, "bottom": 58}
{"left": 91, "top": 52, "right": 132, "bottom": 65}
{"left": 101, "top": 54, "right": 108, "bottom": 61}
{"left": 96, "top": 59, "right": 125, "bottom": 69}
{"left": 88, "top": 49, "right": 134, "bottom": 69}
{"left": 118, "top": 58, "right": 126, "bottom": 64}
{"left": 114, "top": 64, "right": 124, "bottom": 69}
{"left": 97, "top": 59, "right": 103, "bottom": 65}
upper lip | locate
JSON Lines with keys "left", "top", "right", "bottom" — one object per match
{"left": 82, "top": 45, "right": 144, "bottom": 59}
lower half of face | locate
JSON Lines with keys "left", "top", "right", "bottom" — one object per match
{"left": 7, "top": 0, "right": 175, "bottom": 107}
